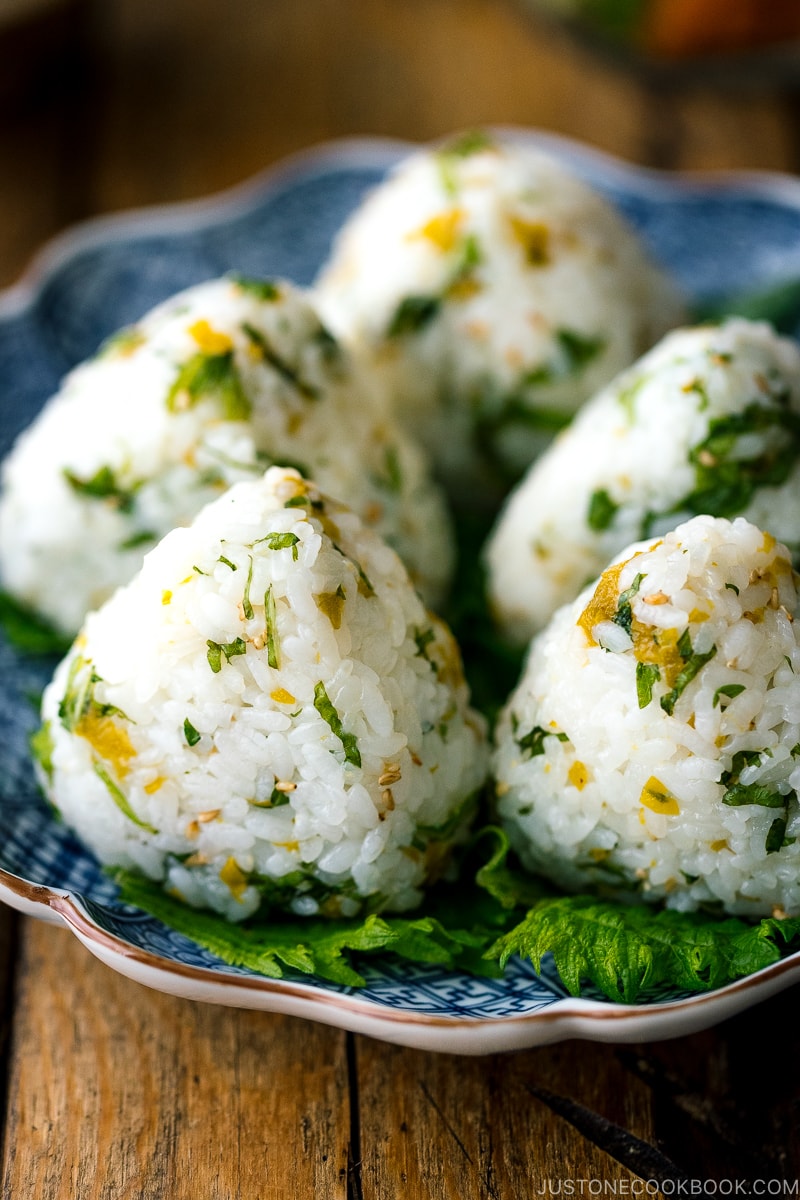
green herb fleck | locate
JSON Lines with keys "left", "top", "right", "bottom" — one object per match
{"left": 166, "top": 350, "right": 250, "bottom": 420}
{"left": 242, "top": 323, "right": 319, "bottom": 400}
{"left": 380, "top": 445, "right": 403, "bottom": 494}
{"left": 267, "top": 787, "right": 291, "bottom": 807}
{"left": 387, "top": 294, "right": 442, "bottom": 338}
{"left": 617, "top": 374, "right": 646, "bottom": 423}
{"left": 264, "top": 585, "right": 279, "bottom": 669}
{"left": 94, "top": 762, "right": 157, "bottom": 833}
{"left": 437, "top": 130, "right": 495, "bottom": 195}
{"left": 284, "top": 493, "right": 323, "bottom": 511}
{"left": 183, "top": 719, "right": 201, "bottom": 747}
{"left": 725, "top": 582, "right": 740, "bottom": 595}
{"left": 58, "top": 655, "right": 95, "bottom": 731}
{"left": 63, "top": 464, "right": 137, "bottom": 513}
{"left": 713, "top": 684, "right": 746, "bottom": 708}
{"left": 218, "top": 555, "right": 237, "bottom": 571}
{"left": 206, "top": 638, "right": 247, "bottom": 673}
{"left": 97, "top": 326, "right": 146, "bottom": 359}
{"left": 230, "top": 274, "right": 280, "bottom": 301}
{"left": 414, "top": 627, "right": 436, "bottom": 661}
{"left": 242, "top": 556, "right": 255, "bottom": 620}
{"left": 512, "top": 717, "right": 569, "bottom": 759}
{"left": 254, "top": 531, "right": 300, "bottom": 560}
{"left": 30, "top": 721, "right": 55, "bottom": 781}
{"left": 660, "top": 638, "right": 717, "bottom": 716}
{"left": 765, "top": 814, "right": 791, "bottom": 854}
{"left": 118, "top": 530, "right": 156, "bottom": 551}
{"left": 313, "top": 681, "right": 361, "bottom": 768}
{"left": 556, "top": 328, "right": 605, "bottom": 373}
{"left": 636, "top": 662, "right": 661, "bottom": 709}
{"left": 612, "top": 572, "right": 645, "bottom": 637}
{"left": 587, "top": 488, "right": 619, "bottom": 533}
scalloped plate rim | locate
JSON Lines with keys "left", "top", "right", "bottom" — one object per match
{"left": 6, "top": 126, "right": 800, "bottom": 321}
{"left": 0, "top": 865, "right": 798, "bottom": 1054}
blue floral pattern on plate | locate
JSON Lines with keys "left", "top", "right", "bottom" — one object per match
{"left": 1, "top": 133, "right": 800, "bottom": 1042}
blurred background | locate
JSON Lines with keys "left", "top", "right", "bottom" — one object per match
{"left": 2, "top": 0, "right": 800, "bottom": 289}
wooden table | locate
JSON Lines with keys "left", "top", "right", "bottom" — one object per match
{"left": 0, "top": 2, "right": 799, "bottom": 1195}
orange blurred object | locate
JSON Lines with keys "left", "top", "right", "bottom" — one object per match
{"left": 644, "top": 0, "right": 800, "bottom": 58}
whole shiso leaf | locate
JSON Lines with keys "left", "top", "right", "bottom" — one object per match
{"left": 0, "top": 591, "right": 70, "bottom": 656}
{"left": 111, "top": 866, "right": 511, "bottom": 986}
{"left": 108, "top": 829, "right": 800, "bottom": 1001}
{"left": 488, "top": 896, "right": 800, "bottom": 1004}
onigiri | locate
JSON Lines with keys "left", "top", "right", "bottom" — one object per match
{"left": 316, "top": 131, "right": 684, "bottom": 494}
{"left": 486, "top": 319, "right": 800, "bottom": 646}
{"left": 493, "top": 515, "right": 800, "bottom": 918}
{"left": 0, "top": 276, "right": 454, "bottom": 635}
{"left": 36, "top": 467, "right": 488, "bottom": 921}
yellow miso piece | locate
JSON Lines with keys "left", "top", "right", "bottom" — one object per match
{"left": 567, "top": 761, "right": 590, "bottom": 791}
{"left": 408, "top": 208, "right": 464, "bottom": 252}
{"left": 75, "top": 714, "right": 136, "bottom": 778}
{"left": 315, "top": 587, "right": 346, "bottom": 630}
{"left": 188, "top": 319, "right": 234, "bottom": 355}
{"left": 219, "top": 857, "right": 248, "bottom": 901}
{"left": 577, "top": 556, "right": 632, "bottom": 644}
{"left": 507, "top": 215, "right": 550, "bottom": 265}
{"left": 640, "top": 776, "right": 680, "bottom": 816}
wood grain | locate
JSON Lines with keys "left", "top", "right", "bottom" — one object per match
{"left": 353, "top": 1037, "right": 662, "bottom": 1198}
{"left": 0, "top": 919, "right": 350, "bottom": 1199}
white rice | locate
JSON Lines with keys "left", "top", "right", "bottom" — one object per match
{"left": 316, "top": 132, "right": 684, "bottom": 494}
{"left": 0, "top": 276, "right": 454, "bottom": 635}
{"left": 493, "top": 515, "right": 800, "bottom": 918}
{"left": 37, "top": 467, "right": 488, "bottom": 921}
{"left": 486, "top": 319, "right": 800, "bottom": 646}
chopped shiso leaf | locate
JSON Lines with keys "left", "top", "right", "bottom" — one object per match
{"left": 183, "top": 719, "right": 201, "bottom": 747}
{"left": 660, "top": 637, "right": 717, "bottom": 716}
{"left": 230, "top": 274, "right": 280, "bottom": 302}
{"left": 386, "top": 294, "right": 442, "bottom": 337}
{"left": 241, "top": 323, "right": 319, "bottom": 400}
{"left": 635, "top": 661, "right": 660, "bottom": 708}
{"left": 713, "top": 683, "right": 746, "bottom": 707}
{"left": 241, "top": 556, "right": 255, "bottom": 620}
{"left": 254, "top": 531, "right": 300, "bottom": 559}
{"left": 264, "top": 584, "right": 280, "bottom": 669}
{"left": 587, "top": 488, "right": 619, "bottom": 532}
{"left": 118, "top": 530, "right": 156, "bottom": 551}
{"left": 30, "top": 720, "right": 55, "bottom": 781}
{"left": 512, "top": 719, "right": 569, "bottom": 759}
{"left": 613, "top": 572, "right": 644, "bottom": 637}
{"left": 63, "top": 464, "right": 138, "bottom": 513}
{"left": 94, "top": 763, "right": 157, "bottom": 834}
{"left": 313, "top": 681, "right": 361, "bottom": 768}
{"left": 166, "top": 350, "right": 250, "bottom": 420}
{"left": 206, "top": 638, "right": 247, "bottom": 674}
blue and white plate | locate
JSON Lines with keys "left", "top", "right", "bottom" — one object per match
{"left": 1, "top": 131, "right": 800, "bottom": 1054}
